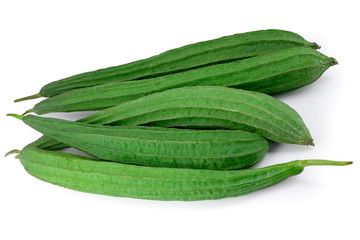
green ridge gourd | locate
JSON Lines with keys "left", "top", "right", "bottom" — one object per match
{"left": 31, "top": 47, "right": 336, "bottom": 114}
{"left": 20, "top": 115, "right": 270, "bottom": 170}
{"left": 11, "top": 146, "right": 351, "bottom": 201}
{"left": 16, "top": 86, "right": 314, "bottom": 152}
{"left": 69, "top": 87, "right": 313, "bottom": 143}
{"left": 15, "top": 29, "right": 319, "bottom": 101}
{"left": 25, "top": 86, "right": 313, "bottom": 150}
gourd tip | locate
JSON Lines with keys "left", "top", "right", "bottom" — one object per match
{"left": 301, "top": 159, "right": 353, "bottom": 167}
{"left": 5, "top": 149, "right": 21, "bottom": 157}
{"left": 313, "top": 42, "right": 321, "bottom": 50}
{"left": 330, "top": 57, "right": 338, "bottom": 66}
{"left": 22, "top": 109, "right": 34, "bottom": 116}
{"left": 14, "top": 93, "right": 41, "bottom": 103}
{"left": 6, "top": 113, "right": 23, "bottom": 120}
{"left": 300, "top": 139, "right": 315, "bottom": 146}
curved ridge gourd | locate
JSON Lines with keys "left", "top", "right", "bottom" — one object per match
{"left": 26, "top": 29, "right": 318, "bottom": 99}
{"left": 81, "top": 86, "right": 313, "bottom": 145}
{"left": 21, "top": 115, "right": 270, "bottom": 170}
{"left": 32, "top": 47, "right": 335, "bottom": 114}
{"left": 16, "top": 147, "right": 351, "bottom": 201}
{"left": 31, "top": 86, "right": 313, "bottom": 149}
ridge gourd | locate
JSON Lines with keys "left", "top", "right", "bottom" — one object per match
{"left": 15, "top": 29, "right": 319, "bottom": 101}
{"left": 10, "top": 146, "right": 351, "bottom": 201}
{"left": 31, "top": 47, "right": 336, "bottom": 114}
{"left": 19, "top": 115, "right": 270, "bottom": 170}
{"left": 16, "top": 86, "right": 314, "bottom": 150}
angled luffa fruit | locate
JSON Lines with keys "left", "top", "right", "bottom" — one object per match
{"left": 19, "top": 114, "right": 269, "bottom": 170}
{"left": 10, "top": 146, "right": 351, "bottom": 201}
{"left": 20, "top": 86, "right": 314, "bottom": 149}
{"left": 30, "top": 47, "right": 335, "bottom": 114}
{"left": 15, "top": 29, "right": 319, "bottom": 101}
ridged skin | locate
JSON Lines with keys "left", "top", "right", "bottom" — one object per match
{"left": 33, "top": 86, "right": 313, "bottom": 150}
{"left": 22, "top": 115, "right": 269, "bottom": 170}
{"left": 33, "top": 47, "right": 334, "bottom": 114}
{"left": 38, "top": 29, "right": 318, "bottom": 97}
{"left": 17, "top": 147, "right": 350, "bottom": 201}
{"left": 82, "top": 86, "right": 313, "bottom": 145}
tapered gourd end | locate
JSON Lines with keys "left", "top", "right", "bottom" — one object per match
{"left": 22, "top": 109, "right": 34, "bottom": 116}
{"left": 329, "top": 57, "right": 338, "bottom": 66}
{"left": 313, "top": 42, "right": 321, "bottom": 50}
{"left": 299, "top": 138, "right": 315, "bottom": 146}
{"left": 14, "top": 93, "right": 41, "bottom": 103}
{"left": 6, "top": 113, "right": 23, "bottom": 120}
{"left": 298, "top": 159, "right": 353, "bottom": 168}
{"left": 4, "top": 149, "right": 21, "bottom": 157}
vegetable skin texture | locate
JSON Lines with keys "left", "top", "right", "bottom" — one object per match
{"left": 29, "top": 29, "right": 319, "bottom": 99}
{"left": 30, "top": 86, "right": 313, "bottom": 150}
{"left": 22, "top": 115, "right": 269, "bottom": 170}
{"left": 32, "top": 47, "right": 335, "bottom": 114}
{"left": 81, "top": 86, "right": 314, "bottom": 145}
{"left": 16, "top": 147, "right": 351, "bottom": 201}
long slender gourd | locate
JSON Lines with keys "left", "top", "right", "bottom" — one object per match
{"left": 81, "top": 86, "right": 313, "bottom": 145}
{"left": 31, "top": 47, "right": 336, "bottom": 114}
{"left": 22, "top": 86, "right": 313, "bottom": 150}
{"left": 19, "top": 115, "right": 270, "bottom": 170}
{"left": 15, "top": 29, "right": 319, "bottom": 101}
{"left": 10, "top": 146, "right": 351, "bottom": 201}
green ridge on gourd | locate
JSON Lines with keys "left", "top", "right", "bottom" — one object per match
{"left": 31, "top": 47, "right": 336, "bottom": 114}
{"left": 13, "top": 146, "right": 351, "bottom": 201}
{"left": 21, "top": 115, "right": 270, "bottom": 170}
{"left": 15, "top": 29, "right": 319, "bottom": 101}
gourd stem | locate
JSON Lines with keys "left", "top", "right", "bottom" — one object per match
{"left": 5, "top": 149, "right": 21, "bottom": 157}
{"left": 6, "top": 113, "right": 23, "bottom": 120}
{"left": 22, "top": 109, "right": 34, "bottom": 116}
{"left": 14, "top": 93, "right": 41, "bottom": 103}
{"left": 299, "top": 159, "right": 352, "bottom": 167}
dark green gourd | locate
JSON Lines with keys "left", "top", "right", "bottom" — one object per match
{"left": 21, "top": 115, "right": 270, "bottom": 170}
{"left": 15, "top": 29, "right": 319, "bottom": 101}
{"left": 31, "top": 47, "right": 336, "bottom": 114}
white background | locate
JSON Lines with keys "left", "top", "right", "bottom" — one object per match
{"left": 0, "top": 0, "right": 359, "bottom": 239}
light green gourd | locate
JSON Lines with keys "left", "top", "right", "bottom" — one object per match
{"left": 9, "top": 146, "right": 351, "bottom": 201}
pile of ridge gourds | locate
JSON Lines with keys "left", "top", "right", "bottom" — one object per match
{"left": 7, "top": 29, "right": 351, "bottom": 201}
